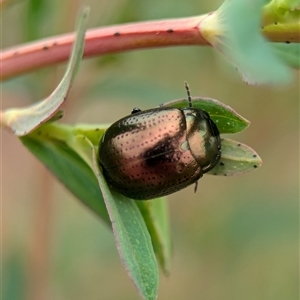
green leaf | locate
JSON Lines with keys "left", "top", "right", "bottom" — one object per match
{"left": 88, "top": 139, "right": 159, "bottom": 300}
{"left": 263, "top": 0, "right": 300, "bottom": 25}
{"left": 1, "top": 7, "right": 89, "bottom": 136}
{"left": 20, "top": 133, "right": 110, "bottom": 225}
{"left": 207, "top": 138, "right": 263, "bottom": 176}
{"left": 137, "top": 199, "right": 172, "bottom": 275}
{"left": 200, "top": 0, "right": 293, "bottom": 85}
{"left": 162, "top": 96, "right": 250, "bottom": 134}
{"left": 71, "top": 124, "right": 107, "bottom": 147}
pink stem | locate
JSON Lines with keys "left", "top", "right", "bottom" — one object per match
{"left": 1, "top": 16, "right": 209, "bottom": 80}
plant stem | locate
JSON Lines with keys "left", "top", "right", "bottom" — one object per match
{"left": 1, "top": 14, "right": 299, "bottom": 80}
{"left": 0, "top": 15, "right": 209, "bottom": 80}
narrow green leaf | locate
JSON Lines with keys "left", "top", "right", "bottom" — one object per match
{"left": 162, "top": 96, "right": 250, "bottom": 134}
{"left": 20, "top": 134, "right": 110, "bottom": 225}
{"left": 87, "top": 139, "right": 159, "bottom": 300}
{"left": 207, "top": 138, "right": 263, "bottom": 176}
{"left": 137, "top": 199, "right": 172, "bottom": 275}
{"left": 2, "top": 7, "right": 89, "bottom": 135}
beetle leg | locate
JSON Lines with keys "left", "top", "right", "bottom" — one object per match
{"left": 194, "top": 180, "right": 198, "bottom": 193}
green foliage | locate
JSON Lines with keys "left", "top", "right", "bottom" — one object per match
{"left": 136, "top": 199, "right": 171, "bottom": 275}
{"left": 93, "top": 143, "right": 159, "bottom": 300}
{"left": 162, "top": 96, "right": 250, "bottom": 134}
{"left": 21, "top": 132, "right": 110, "bottom": 225}
{"left": 207, "top": 139, "right": 262, "bottom": 176}
{"left": 16, "top": 96, "right": 260, "bottom": 299}
{"left": 2, "top": 5, "right": 263, "bottom": 299}
{"left": 263, "top": 0, "right": 300, "bottom": 25}
{"left": 200, "top": 0, "right": 296, "bottom": 85}
{"left": 21, "top": 122, "right": 168, "bottom": 300}
{"left": 2, "top": 1, "right": 297, "bottom": 299}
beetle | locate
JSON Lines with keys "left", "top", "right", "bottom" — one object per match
{"left": 98, "top": 83, "right": 221, "bottom": 200}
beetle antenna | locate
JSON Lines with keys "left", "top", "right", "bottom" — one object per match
{"left": 185, "top": 81, "right": 192, "bottom": 108}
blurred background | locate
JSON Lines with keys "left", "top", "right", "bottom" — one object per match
{"left": 1, "top": 0, "right": 299, "bottom": 299}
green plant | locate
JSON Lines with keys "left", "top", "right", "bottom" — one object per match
{"left": 1, "top": 1, "right": 299, "bottom": 299}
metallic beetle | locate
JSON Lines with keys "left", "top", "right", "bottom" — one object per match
{"left": 98, "top": 85, "right": 221, "bottom": 200}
